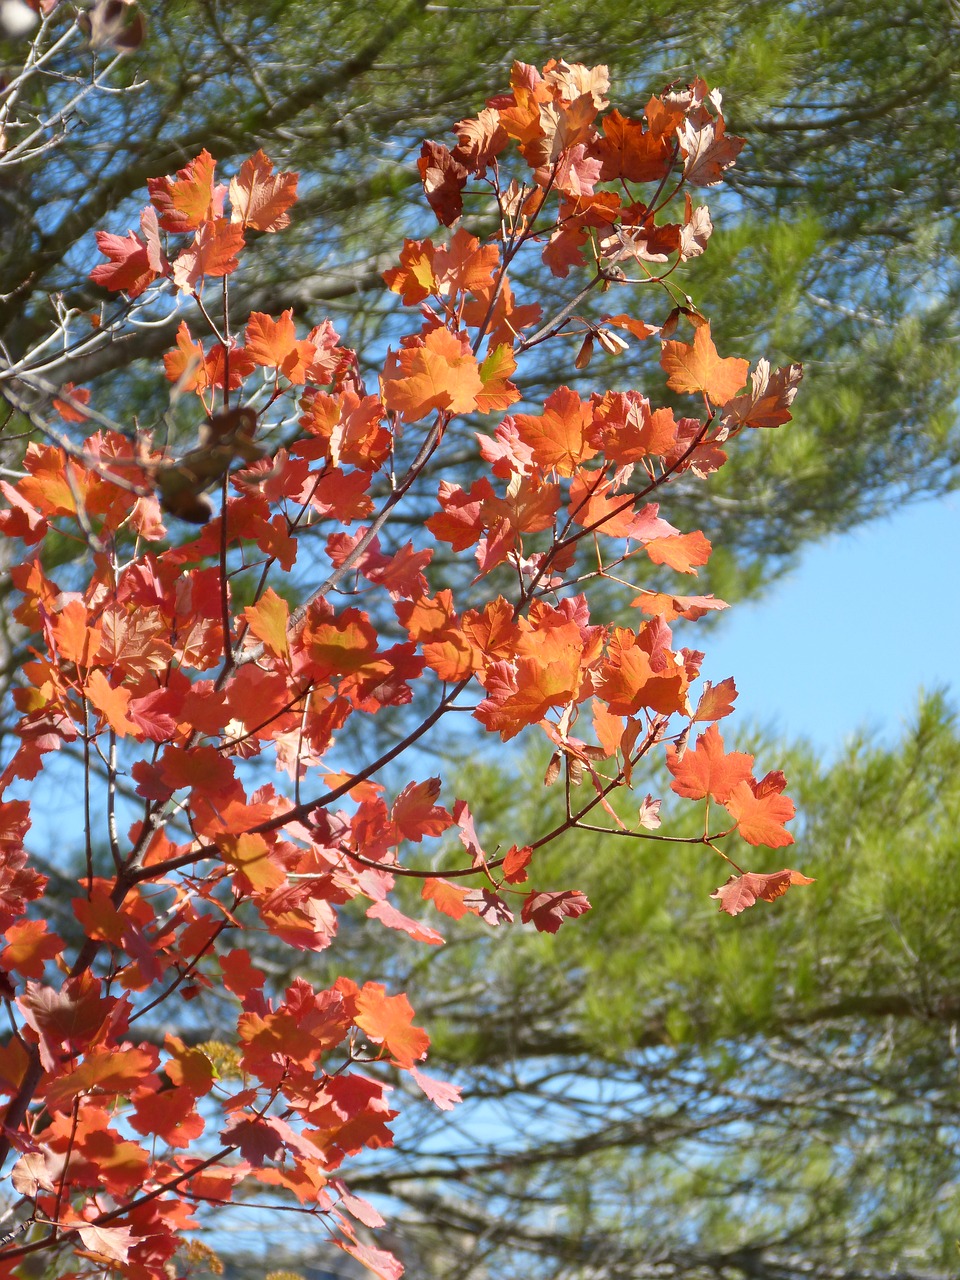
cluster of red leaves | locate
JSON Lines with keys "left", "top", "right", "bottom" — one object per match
{"left": 0, "top": 57, "right": 809, "bottom": 1280}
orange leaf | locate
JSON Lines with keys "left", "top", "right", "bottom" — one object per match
{"left": 509, "top": 386, "right": 598, "bottom": 476}
{"left": 644, "top": 530, "right": 711, "bottom": 575}
{"left": 366, "top": 900, "right": 444, "bottom": 945}
{"left": 711, "top": 868, "right": 813, "bottom": 917}
{"left": 666, "top": 723, "right": 754, "bottom": 804}
{"left": 391, "top": 778, "right": 453, "bottom": 841}
{"left": 172, "top": 218, "right": 245, "bottom": 292}
{"left": 242, "top": 588, "right": 290, "bottom": 659}
{"left": 660, "top": 322, "right": 748, "bottom": 404}
{"left": 502, "top": 845, "right": 532, "bottom": 884}
{"left": 354, "top": 982, "right": 429, "bottom": 1068}
{"left": 381, "top": 327, "right": 483, "bottom": 421}
{"left": 723, "top": 776, "right": 796, "bottom": 847}
{"left": 147, "top": 149, "right": 224, "bottom": 232}
{"left": 422, "top": 877, "right": 472, "bottom": 921}
{"left": 228, "top": 149, "right": 298, "bottom": 232}
{"left": 693, "top": 677, "right": 738, "bottom": 723}
{"left": 0, "top": 920, "right": 64, "bottom": 978}
{"left": 85, "top": 669, "right": 138, "bottom": 737}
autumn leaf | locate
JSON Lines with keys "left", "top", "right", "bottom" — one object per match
{"left": 367, "top": 900, "right": 444, "bottom": 945}
{"left": 77, "top": 1224, "right": 135, "bottom": 1265}
{"left": 229, "top": 149, "right": 298, "bottom": 232}
{"left": 381, "top": 327, "right": 483, "bottom": 420}
{"left": 242, "top": 588, "right": 290, "bottom": 659}
{"left": 172, "top": 218, "right": 245, "bottom": 292}
{"left": 660, "top": 322, "right": 748, "bottom": 404}
{"left": 90, "top": 206, "right": 166, "bottom": 297}
{"left": 520, "top": 889, "right": 591, "bottom": 933}
{"left": 693, "top": 677, "right": 738, "bottom": 723}
{"left": 354, "top": 982, "right": 430, "bottom": 1068}
{"left": 147, "top": 148, "right": 225, "bottom": 232}
{"left": 509, "top": 386, "right": 598, "bottom": 476}
{"left": 666, "top": 722, "right": 754, "bottom": 804}
{"left": 721, "top": 359, "right": 804, "bottom": 430}
{"left": 391, "top": 777, "right": 452, "bottom": 841}
{"left": 410, "top": 1065, "right": 462, "bottom": 1110}
{"left": 711, "top": 868, "right": 814, "bottom": 917}
{"left": 723, "top": 775, "right": 796, "bottom": 847}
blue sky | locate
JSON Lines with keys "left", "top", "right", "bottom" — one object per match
{"left": 692, "top": 493, "right": 960, "bottom": 757}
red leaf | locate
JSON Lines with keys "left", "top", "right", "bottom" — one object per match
{"left": 90, "top": 207, "right": 166, "bottom": 298}
{"left": 693, "top": 677, "right": 738, "bottom": 723}
{"left": 417, "top": 140, "right": 469, "bottom": 225}
{"left": 710, "top": 868, "right": 814, "bottom": 917}
{"left": 502, "top": 844, "right": 532, "bottom": 884}
{"left": 520, "top": 889, "right": 591, "bottom": 933}
{"left": 0, "top": 919, "right": 64, "bottom": 978}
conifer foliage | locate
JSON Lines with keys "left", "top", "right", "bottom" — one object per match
{"left": 0, "top": 54, "right": 807, "bottom": 1278}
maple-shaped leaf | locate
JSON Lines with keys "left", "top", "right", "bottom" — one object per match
{"left": 219, "top": 949, "right": 266, "bottom": 1000}
{"left": 502, "top": 844, "right": 532, "bottom": 884}
{"left": 678, "top": 110, "right": 745, "bottom": 187}
{"left": 391, "top": 777, "right": 452, "bottom": 841}
{"left": 711, "top": 868, "right": 814, "bottom": 917}
{"left": 660, "top": 323, "right": 748, "bottom": 405}
{"left": 53, "top": 382, "right": 91, "bottom": 423}
{"left": 381, "top": 327, "right": 483, "bottom": 421}
{"left": 721, "top": 359, "right": 804, "bottom": 430}
{"left": 85, "top": 668, "right": 138, "bottom": 737}
{"left": 520, "top": 889, "right": 591, "bottom": 933}
{"left": 588, "top": 107, "right": 673, "bottom": 183}
{"left": 131, "top": 1086, "right": 204, "bottom": 1146}
{"left": 354, "top": 982, "right": 429, "bottom": 1069}
{"left": 0, "top": 919, "right": 64, "bottom": 979}
{"left": 90, "top": 206, "right": 166, "bottom": 298}
{"left": 147, "top": 148, "right": 226, "bottom": 232}
{"left": 383, "top": 238, "right": 437, "bottom": 305}
{"left": 666, "top": 722, "right": 754, "bottom": 804}
{"left": 723, "top": 775, "right": 796, "bottom": 847}
{"left": 333, "top": 1238, "right": 404, "bottom": 1280}
{"left": 229, "top": 149, "right": 298, "bottom": 231}
{"left": 630, "top": 590, "right": 727, "bottom": 622}
{"left": 509, "top": 386, "right": 598, "bottom": 476}
{"left": 596, "top": 625, "right": 689, "bottom": 718}
{"left": 418, "top": 139, "right": 469, "bottom": 225}
{"left": 453, "top": 106, "right": 509, "bottom": 175}
{"left": 172, "top": 218, "right": 245, "bottom": 293}
{"left": 693, "top": 677, "right": 738, "bottom": 723}
{"left": 477, "top": 344, "right": 521, "bottom": 412}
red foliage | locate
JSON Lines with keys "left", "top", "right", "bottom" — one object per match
{"left": 0, "top": 55, "right": 810, "bottom": 1279}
